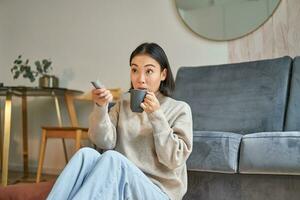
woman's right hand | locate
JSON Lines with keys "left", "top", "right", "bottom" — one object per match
{"left": 92, "top": 88, "right": 113, "bottom": 106}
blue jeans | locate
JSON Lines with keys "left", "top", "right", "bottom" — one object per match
{"left": 47, "top": 147, "right": 169, "bottom": 200}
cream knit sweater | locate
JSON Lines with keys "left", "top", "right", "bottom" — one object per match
{"left": 88, "top": 92, "right": 193, "bottom": 200}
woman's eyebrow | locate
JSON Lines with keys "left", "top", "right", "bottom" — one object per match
{"left": 130, "top": 63, "right": 156, "bottom": 68}
{"left": 144, "top": 64, "right": 156, "bottom": 68}
{"left": 130, "top": 63, "right": 138, "bottom": 67}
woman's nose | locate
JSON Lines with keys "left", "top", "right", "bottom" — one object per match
{"left": 137, "top": 72, "right": 145, "bottom": 83}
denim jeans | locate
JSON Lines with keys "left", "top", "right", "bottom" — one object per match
{"left": 47, "top": 147, "right": 169, "bottom": 200}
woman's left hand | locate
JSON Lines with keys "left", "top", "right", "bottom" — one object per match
{"left": 140, "top": 92, "right": 160, "bottom": 113}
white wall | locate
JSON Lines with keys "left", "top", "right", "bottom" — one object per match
{"left": 0, "top": 0, "right": 228, "bottom": 174}
{"left": 0, "top": 0, "right": 228, "bottom": 90}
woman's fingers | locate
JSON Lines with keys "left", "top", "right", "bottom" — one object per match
{"left": 143, "top": 98, "right": 154, "bottom": 106}
{"left": 104, "top": 93, "right": 113, "bottom": 101}
{"left": 141, "top": 100, "right": 153, "bottom": 112}
{"left": 145, "top": 92, "right": 155, "bottom": 99}
{"left": 140, "top": 102, "right": 146, "bottom": 109}
{"left": 143, "top": 97, "right": 151, "bottom": 103}
{"left": 140, "top": 92, "right": 160, "bottom": 113}
{"left": 91, "top": 88, "right": 112, "bottom": 106}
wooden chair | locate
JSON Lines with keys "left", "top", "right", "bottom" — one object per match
{"left": 36, "top": 88, "right": 121, "bottom": 183}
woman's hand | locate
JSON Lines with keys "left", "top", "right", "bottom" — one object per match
{"left": 140, "top": 92, "right": 160, "bottom": 113}
{"left": 92, "top": 88, "right": 113, "bottom": 106}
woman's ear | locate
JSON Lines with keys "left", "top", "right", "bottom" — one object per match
{"left": 161, "top": 68, "right": 167, "bottom": 81}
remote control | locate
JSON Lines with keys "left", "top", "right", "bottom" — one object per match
{"left": 91, "top": 80, "right": 104, "bottom": 89}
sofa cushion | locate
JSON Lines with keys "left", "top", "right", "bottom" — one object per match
{"left": 285, "top": 56, "right": 300, "bottom": 131}
{"left": 239, "top": 131, "right": 300, "bottom": 175}
{"left": 187, "top": 131, "right": 242, "bottom": 173}
{"left": 173, "top": 56, "right": 292, "bottom": 134}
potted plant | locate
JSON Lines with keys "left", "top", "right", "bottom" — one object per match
{"left": 11, "top": 55, "right": 59, "bottom": 87}
{"left": 35, "top": 59, "right": 59, "bottom": 88}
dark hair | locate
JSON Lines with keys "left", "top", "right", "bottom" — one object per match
{"left": 129, "top": 42, "right": 175, "bottom": 97}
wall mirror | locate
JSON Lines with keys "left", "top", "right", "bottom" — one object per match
{"left": 175, "top": 0, "right": 281, "bottom": 41}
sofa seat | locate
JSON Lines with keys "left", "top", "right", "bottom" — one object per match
{"left": 239, "top": 131, "right": 300, "bottom": 175}
{"left": 187, "top": 131, "right": 242, "bottom": 173}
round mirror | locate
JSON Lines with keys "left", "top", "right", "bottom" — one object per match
{"left": 175, "top": 0, "right": 281, "bottom": 41}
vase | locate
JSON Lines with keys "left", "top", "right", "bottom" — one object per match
{"left": 39, "top": 75, "right": 59, "bottom": 88}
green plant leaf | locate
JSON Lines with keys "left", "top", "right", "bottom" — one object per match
{"left": 11, "top": 66, "right": 18, "bottom": 73}
{"left": 34, "top": 60, "right": 42, "bottom": 73}
{"left": 42, "top": 59, "right": 52, "bottom": 73}
{"left": 20, "top": 65, "right": 25, "bottom": 72}
{"left": 11, "top": 55, "right": 39, "bottom": 82}
{"left": 42, "top": 59, "right": 49, "bottom": 65}
{"left": 37, "top": 66, "right": 43, "bottom": 74}
{"left": 25, "top": 66, "right": 30, "bottom": 72}
{"left": 16, "top": 60, "right": 22, "bottom": 65}
{"left": 28, "top": 73, "right": 35, "bottom": 82}
{"left": 13, "top": 71, "right": 20, "bottom": 79}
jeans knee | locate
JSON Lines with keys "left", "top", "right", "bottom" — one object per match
{"left": 102, "top": 150, "right": 126, "bottom": 163}
{"left": 76, "top": 147, "right": 99, "bottom": 159}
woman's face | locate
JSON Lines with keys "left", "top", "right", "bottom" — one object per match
{"left": 130, "top": 54, "right": 167, "bottom": 93}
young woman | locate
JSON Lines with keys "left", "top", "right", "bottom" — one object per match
{"left": 47, "top": 43, "right": 193, "bottom": 200}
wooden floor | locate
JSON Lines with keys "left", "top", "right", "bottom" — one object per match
{"left": 0, "top": 170, "right": 57, "bottom": 185}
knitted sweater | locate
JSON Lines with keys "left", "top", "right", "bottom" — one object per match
{"left": 88, "top": 92, "right": 193, "bottom": 200}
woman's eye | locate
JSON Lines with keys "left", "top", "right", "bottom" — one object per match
{"left": 131, "top": 68, "right": 137, "bottom": 73}
{"left": 146, "top": 69, "right": 153, "bottom": 75}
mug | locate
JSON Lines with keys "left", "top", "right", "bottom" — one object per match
{"left": 130, "top": 89, "right": 147, "bottom": 113}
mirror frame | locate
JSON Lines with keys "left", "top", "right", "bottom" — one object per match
{"left": 174, "top": 0, "right": 282, "bottom": 41}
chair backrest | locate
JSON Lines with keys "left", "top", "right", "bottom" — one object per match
{"left": 173, "top": 56, "right": 292, "bottom": 134}
{"left": 67, "top": 88, "right": 122, "bottom": 127}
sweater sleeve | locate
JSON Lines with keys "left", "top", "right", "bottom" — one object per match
{"left": 88, "top": 102, "right": 120, "bottom": 149}
{"left": 147, "top": 102, "right": 193, "bottom": 169}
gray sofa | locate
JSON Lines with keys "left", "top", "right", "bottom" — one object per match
{"left": 173, "top": 56, "right": 300, "bottom": 200}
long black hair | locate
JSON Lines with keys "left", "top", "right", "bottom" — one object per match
{"left": 129, "top": 42, "right": 175, "bottom": 97}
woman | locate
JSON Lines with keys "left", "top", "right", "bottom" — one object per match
{"left": 47, "top": 43, "right": 193, "bottom": 200}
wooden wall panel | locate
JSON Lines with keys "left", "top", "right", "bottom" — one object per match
{"left": 262, "top": 16, "right": 274, "bottom": 59}
{"left": 272, "top": 0, "right": 288, "bottom": 57}
{"left": 228, "top": 0, "right": 300, "bottom": 63}
{"left": 287, "top": 0, "right": 300, "bottom": 57}
{"left": 228, "top": 36, "right": 250, "bottom": 62}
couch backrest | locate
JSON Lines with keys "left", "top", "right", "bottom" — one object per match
{"left": 285, "top": 56, "right": 300, "bottom": 131}
{"left": 173, "top": 56, "right": 292, "bottom": 134}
